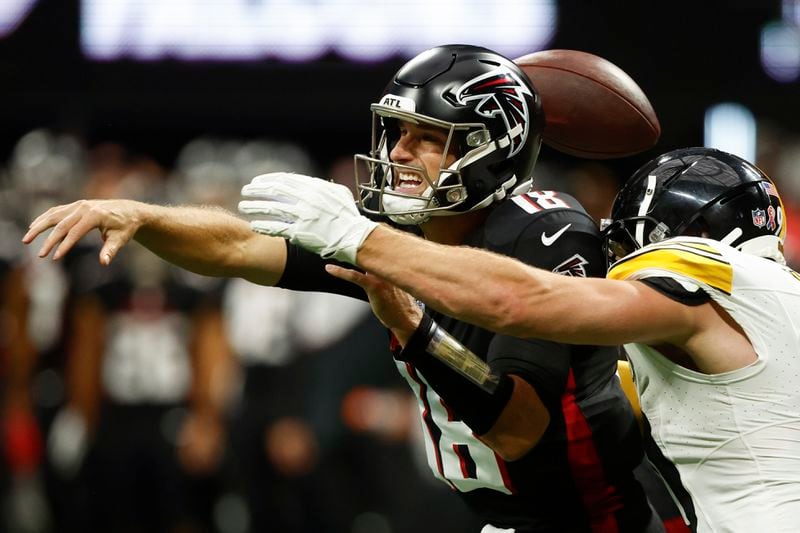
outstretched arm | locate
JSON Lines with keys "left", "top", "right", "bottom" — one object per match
{"left": 238, "top": 173, "right": 756, "bottom": 374}
{"left": 356, "top": 227, "right": 759, "bottom": 373}
{"left": 238, "top": 172, "right": 697, "bottom": 346}
{"left": 23, "top": 199, "right": 287, "bottom": 286}
{"left": 356, "top": 225, "right": 695, "bottom": 346}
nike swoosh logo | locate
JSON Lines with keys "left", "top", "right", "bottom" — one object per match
{"left": 541, "top": 223, "right": 572, "bottom": 246}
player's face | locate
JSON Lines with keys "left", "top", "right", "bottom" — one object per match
{"left": 388, "top": 120, "right": 457, "bottom": 195}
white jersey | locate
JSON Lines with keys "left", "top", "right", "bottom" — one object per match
{"left": 608, "top": 237, "right": 800, "bottom": 533}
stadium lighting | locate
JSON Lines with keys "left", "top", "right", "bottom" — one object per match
{"left": 704, "top": 103, "right": 757, "bottom": 163}
{"left": 80, "top": 0, "right": 557, "bottom": 63}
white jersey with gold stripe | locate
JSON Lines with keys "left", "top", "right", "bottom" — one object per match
{"left": 608, "top": 236, "right": 800, "bottom": 533}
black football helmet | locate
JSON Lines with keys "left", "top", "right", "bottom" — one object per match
{"left": 355, "top": 44, "right": 544, "bottom": 225}
{"left": 602, "top": 147, "right": 787, "bottom": 265}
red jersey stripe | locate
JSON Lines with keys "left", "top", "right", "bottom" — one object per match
{"left": 562, "top": 369, "right": 622, "bottom": 532}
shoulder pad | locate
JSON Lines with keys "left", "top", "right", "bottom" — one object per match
{"left": 608, "top": 238, "right": 733, "bottom": 294}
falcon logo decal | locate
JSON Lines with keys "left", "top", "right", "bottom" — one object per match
{"left": 456, "top": 68, "right": 532, "bottom": 157}
{"left": 553, "top": 254, "right": 590, "bottom": 278}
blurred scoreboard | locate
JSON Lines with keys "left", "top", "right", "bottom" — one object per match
{"left": 78, "top": 0, "right": 557, "bottom": 62}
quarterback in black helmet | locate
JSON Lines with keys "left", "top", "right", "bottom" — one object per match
{"left": 239, "top": 146, "right": 800, "bottom": 532}
{"left": 240, "top": 46, "right": 668, "bottom": 531}
{"left": 357, "top": 44, "right": 544, "bottom": 225}
{"left": 26, "top": 45, "right": 669, "bottom": 531}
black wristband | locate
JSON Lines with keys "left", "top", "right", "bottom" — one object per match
{"left": 396, "top": 314, "right": 514, "bottom": 435}
{"left": 394, "top": 313, "right": 437, "bottom": 363}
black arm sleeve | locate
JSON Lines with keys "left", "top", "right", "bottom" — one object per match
{"left": 487, "top": 334, "right": 571, "bottom": 413}
{"left": 278, "top": 209, "right": 421, "bottom": 299}
{"left": 397, "top": 313, "right": 514, "bottom": 436}
{"left": 277, "top": 241, "right": 367, "bottom": 301}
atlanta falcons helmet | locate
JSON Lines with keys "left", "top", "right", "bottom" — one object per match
{"left": 602, "top": 147, "right": 787, "bottom": 264}
{"left": 355, "top": 44, "right": 544, "bottom": 225}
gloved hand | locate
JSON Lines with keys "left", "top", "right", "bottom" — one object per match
{"left": 239, "top": 172, "right": 378, "bottom": 264}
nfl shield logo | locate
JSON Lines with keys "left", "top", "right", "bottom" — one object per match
{"left": 752, "top": 208, "right": 767, "bottom": 228}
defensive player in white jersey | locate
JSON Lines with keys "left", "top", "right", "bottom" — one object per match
{"left": 234, "top": 147, "right": 800, "bottom": 532}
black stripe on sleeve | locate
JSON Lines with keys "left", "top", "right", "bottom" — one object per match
{"left": 640, "top": 278, "right": 711, "bottom": 307}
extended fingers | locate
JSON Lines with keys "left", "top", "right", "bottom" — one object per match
{"left": 53, "top": 215, "right": 114, "bottom": 261}
{"left": 99, "top": 238, "right": 122, "bottom": 266}
{"left": 238, "top": 199, "right": 303, "bottom": 220}
{"left": 249, "top": 172, "right": 300, "bottom": 186}
{"left": 249, "top": 219, "right": 292, "bottom": 237}
{"left": 245, "top": 172, "right": 353, "bottom": 203}
{"left": 325, "top": 264, "right": 370, "bottom": 287}
{"left": 23, "top": 201, "right": 132, "bottom": 265}
{"left": 240, "top": 184, "right": 299, "bottom": 204}
{"left": 22, "top": 202, "right": 79, "bottom": 245}
{"left": 249, "top": 172, "right": 322, "bottom": 190}
{"left": 34, "top": 206, "right": 89, "bottom": 259}
{"left": 242, "top": 173, "right": 306, "bottom": 201}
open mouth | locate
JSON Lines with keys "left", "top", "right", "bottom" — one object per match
{"left": 395, "top": 172, "right": 426, "bottom": 193}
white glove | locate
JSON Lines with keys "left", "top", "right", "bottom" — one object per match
{"left": 239, "top": 172, "right": 378, "bottom": 264}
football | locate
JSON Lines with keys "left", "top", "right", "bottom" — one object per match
{"left": 515, "top": 49, "right": 661, "bottom": 159}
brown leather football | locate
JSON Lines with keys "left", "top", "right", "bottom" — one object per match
{"left": 515, "top": 49, "right": 661, "bottom": 159}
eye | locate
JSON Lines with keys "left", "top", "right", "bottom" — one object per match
{"left": 421, "top": 131, "right": 446, "bottom": 144}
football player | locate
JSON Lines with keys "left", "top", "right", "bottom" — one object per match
{"left": 239, "top": 147, "right": 800, "bottom": 532}
{"left": 25, "top": 45, "right": 667, "bottom": 531}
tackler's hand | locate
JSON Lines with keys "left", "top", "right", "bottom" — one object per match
{"left": 326, "top": 264, "right": 423, "bottom": 345}
{"left": 239, "top": 172, "right": 378, "bottom": 264}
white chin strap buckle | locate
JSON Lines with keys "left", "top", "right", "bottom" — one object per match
{"left": 381, "top": 187, "right": 434, "bottom": 225}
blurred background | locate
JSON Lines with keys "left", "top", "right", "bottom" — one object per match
{"left": 1, "top": 1, "right": 799, "bottom": 532}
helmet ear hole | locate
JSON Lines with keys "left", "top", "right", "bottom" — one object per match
{"left": 486, "top": 159, "right": 515, "bottom": 182}
{"left": 450, "top": 131, "right": 468, "bottom": 159}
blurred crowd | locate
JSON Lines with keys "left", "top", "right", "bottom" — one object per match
{"left": 0, "top": 126, "right": 799, "bottom": 533}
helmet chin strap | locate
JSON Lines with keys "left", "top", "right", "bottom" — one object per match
{"left": 719, "top": 227, "right": 743, "bottom": 246}
{"left": 383, "top": 175, "right": 518, "bottom": 226}
{"left": 383, "top": 190, "right": 433, "bottom": 225}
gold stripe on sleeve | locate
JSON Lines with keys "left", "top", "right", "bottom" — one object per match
{"left": 608, "top": 248, "right": 733, "bottom": 294}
